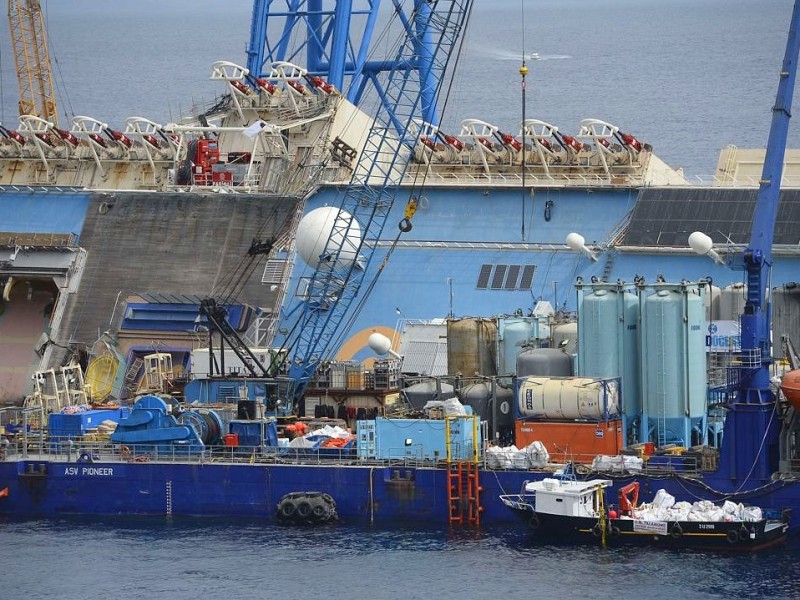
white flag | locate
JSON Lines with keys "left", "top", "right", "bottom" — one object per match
{"left": 243, "top": 120, "right": 268, "bottom": 139}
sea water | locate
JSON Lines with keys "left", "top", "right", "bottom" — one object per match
{"left": 0, "top": 517, "right": 798, "bottom": 600}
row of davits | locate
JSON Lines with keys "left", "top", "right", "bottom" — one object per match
{"left": 413, "top": 118, "right": 645, "bottom": 167}
{"left": 0, "top": 60, "right": 339, "bottom": 162}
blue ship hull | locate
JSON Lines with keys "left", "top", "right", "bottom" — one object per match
{"left": 3, "top": 458, "right": 799, "bottom": 531}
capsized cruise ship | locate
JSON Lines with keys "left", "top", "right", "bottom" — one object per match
{"left": 2, "top": 0, "right": 800, "bottom": 528}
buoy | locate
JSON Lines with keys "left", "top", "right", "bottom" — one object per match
{"left": 781, "top": 369, "right": 800, "bottom": 410}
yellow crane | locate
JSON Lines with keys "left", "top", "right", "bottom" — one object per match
{"left": 7, "top": 0, "right": 58, "bottom": 125}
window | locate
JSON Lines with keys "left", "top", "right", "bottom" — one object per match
{"left": 262, "top": 259, "right": 287, "bottom": 284}
{"left": 490, "top": 265, "right": 507, "bottom": 289}
{"left": 477, "top": 264, "right": 535, "bottom": 290}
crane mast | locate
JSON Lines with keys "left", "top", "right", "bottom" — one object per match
{"left": 278, "top": 0, "right": 472, "bottom": 407}
{"left": 720, "top": 0, "right": 800, "bottom": 484}
{"left": 247, "top": 0, "right": 444, "bottom": 129}
{"left": 8, "top": 0, "right": 58, "bottom": 125}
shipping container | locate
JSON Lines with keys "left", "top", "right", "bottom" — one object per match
{"left": 357, "top": 415, "right": 479, "bottom": 461}
{"left": 514, "top": 419, "right": 623, "bottom": 463}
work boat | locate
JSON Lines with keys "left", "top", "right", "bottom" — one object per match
{"left": 499, "top": 479, "right": 790, "bottom": 551}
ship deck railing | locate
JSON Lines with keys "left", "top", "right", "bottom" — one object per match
{"left": 404, "top": 168, "right": 649, "bottom": 188}
{"left": 0, "top": 433, "right": 711, "bottom": 476}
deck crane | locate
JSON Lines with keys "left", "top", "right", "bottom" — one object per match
{"left": 246, "top": 0, "right": 444, "bottom": 130}
{"left": 7, "top": 0, "right": 58, "bottom": 125}
{"left": 712, "top": 0, "right": 800, "bottom": 485}
{"left": 275, "top": 0, "right": 472, "bottom": 410}
{"left": 201, "top": 0, "right": 472, "bottom": 412}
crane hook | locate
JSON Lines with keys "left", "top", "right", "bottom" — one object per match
{"left": 399, "top": 195, "right": 418, "bottom": 232}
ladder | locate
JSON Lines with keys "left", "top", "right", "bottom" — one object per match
{"left": 445, "top": 415, "right": 483, "bottom": 526}
{"left": 123, "top": 357, "right": 143, "bottom": 389}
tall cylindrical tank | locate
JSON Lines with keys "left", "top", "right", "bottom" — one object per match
{"left": 498, "top": 317, "right": 539, "bottom": 375}
{"left": 516, "top": 377, "right": 619, "bottom": 420}
{"left": 718, "top": 283, "right": 747, "bottom": 321}
{"left": 551, "top": 322, "right": 577, "bottom": 355}
{"left": 517, "top": 348, "right": 573, "bottom": 377}
{"left": 458, "top": 381, "right": 514, "bottom": 439}
{"left": 705, "top": 283, "right": 722, "bottom": 321}
{"left": 772, "top": 282, "right": 800, "bottom": 351}
{"left": 640, "top": 285, "right": 707, "bottom": 445}
{"left": 402, "top": 380, "right": 456, "bottom": 409}
{"left": 447, "top": 317, "right": 498, "bottom": 376}
{"left": 577, "top": 285, "right": 640, "bottom": 418}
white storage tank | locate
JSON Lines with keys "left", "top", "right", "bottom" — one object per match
{"left": 772, "top": 282, "right": 800, "bottom": 350}
{"left": 640, "top": 284, "right": 707, "bottom": 446}
{"left": 516, "top": 376, "right": 620, "bottom": 420}
{"left": 705, "top": 282, "right": 722, "bottom": 321}
{"left": 497, "top": 316, "right": 540, "bottom": 375}
{"left": 447, "top": 317, "right": 498, "bottom": 376}
{"left": 577, "top": 284, "right": 640, "bottom": 419}
{"left": 718, "top": 283, "right": 747, "bottom": 321}
{"left": 517, "top": 348, "right": 573, "bottom": 377}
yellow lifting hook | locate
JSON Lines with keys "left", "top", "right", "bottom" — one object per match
{"left": 399, "top": 195, "right": 418, "bottom": 232}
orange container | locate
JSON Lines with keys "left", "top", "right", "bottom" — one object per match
{"left": 224, "top": 433, "right": 239, "bottom": 447}
{"left": 643, "top": 441, "right": 655, "bottom": 456}
{"left": 514, "top": 419, "right": 623, "bottom": 463}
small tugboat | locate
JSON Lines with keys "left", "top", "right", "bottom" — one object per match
{"left": 500, "top": 479, "right": 789, "bottom": 551}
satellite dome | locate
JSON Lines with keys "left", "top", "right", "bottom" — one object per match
{"left": 296, "top": 207, "right": 362, "bottom": 269}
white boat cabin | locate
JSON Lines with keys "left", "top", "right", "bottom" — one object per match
{"left": 524, "top": 478, "right": 612, "bottom": 518}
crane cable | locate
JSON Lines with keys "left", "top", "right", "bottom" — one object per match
{"left": 324, "top": 1, "right": 475, "bottom": 359}
{"left": 280, "top": 7, "right": 472, "bottom": 357}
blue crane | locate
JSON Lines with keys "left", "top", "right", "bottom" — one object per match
{"left": 246, "top": 0, "right": 444, "bottom": 129}
{"left": 265, "top": 0, "right": 472, "bottom": 408}
{"left": 717, "top": 1, "right": 800, "bottom": 485}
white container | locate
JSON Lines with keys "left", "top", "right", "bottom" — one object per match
{"left": 516, "top": 376, "right": 619, "bottom": 420}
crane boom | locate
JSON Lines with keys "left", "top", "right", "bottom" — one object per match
{"left": 8, "top": 0, "right": 58, "bottom": 125}
{"left": 278, "top": 0, "right": 472, "bottom": 406}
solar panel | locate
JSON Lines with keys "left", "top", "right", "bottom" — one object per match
{"left": 622, "top": 188, "right": 800, "bottom": 247}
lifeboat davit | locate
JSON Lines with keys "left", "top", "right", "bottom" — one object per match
{"left": 781, "top": 369, "right": 800, "bottom": 410}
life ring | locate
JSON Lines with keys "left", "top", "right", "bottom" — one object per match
{"left": 670, "top": 523, "right": 683, "bottom": 539}
{"left": 79, "top": 452, "right": 93, "bottom": 464}
{"left": 279, "top": 499, "right": 297, "bottom": 519}
{"left": 726, "top": 529, "right": 739, "bottom": 544}
{"left": 528, "top": 512, "right": 540, "bottom": 530}
{"left": 120, "top": 445, "right": 131, "bottom": 460}
{"left": 399, "top": 218, "right": 413, "bottom": 233}
{"left": 592, "top": 523, "right": 603, "bottom": 538}
{"left": 296, "top": 501, "right": 313, "bottom": 519}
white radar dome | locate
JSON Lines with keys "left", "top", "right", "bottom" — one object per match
{"left": 565, "top": 232, "right": 597, "bottom": 261}
{"left": 565, "top": 232, "right": 586, "bottom": 251}
{"left": 688, "top": 231, "right": 713, "bottom": 255}
{"left": 296, "top": 207, "right": 362, "bottom": 269}
{"left": 368, "top": 332, "right": 392, "bottom": 355}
